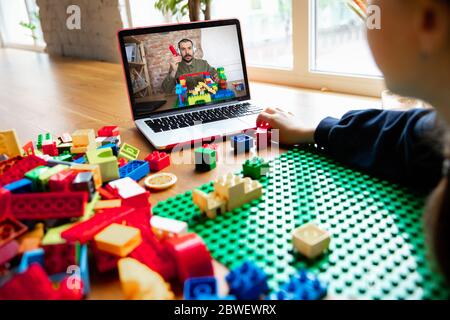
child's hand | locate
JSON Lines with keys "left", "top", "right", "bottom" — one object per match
{"left": 256, "top": 107, "right": 316, "bottom": 145}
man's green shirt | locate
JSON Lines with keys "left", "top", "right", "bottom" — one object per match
{"left": 161, "top": 58, "right": 218, "bottom": 94}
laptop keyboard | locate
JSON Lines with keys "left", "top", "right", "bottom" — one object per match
{"left": 144, "top": 103, "right": 262, "bottom": 133}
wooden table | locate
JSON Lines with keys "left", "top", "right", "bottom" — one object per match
{"left": 0, "top": 48, "right": 381, "bottom": 299}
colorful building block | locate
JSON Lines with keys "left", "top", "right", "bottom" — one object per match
{"left": 43, "top": 242, "right": 77, "bottom": 275}
{"left": 243, "top": 157, "right": 270, "bottom": 180}
{"left": 56, "top": 143, "right": 73, "bottom": 155}
{"left": 90, "top": 242, "right": 119, "bottom": 273}
{"left": 231, "top": 134, "right": 253, "bottom": 154}
{"left": 72, "top": 171, "right": 96, "bottom": 201}
{"left": 79, "top": 244, "right": 90, "bottom": 295}
{"left": 150, "top": 216, "right": 188, "bottom": 240}
{"left": 41, "top": 223, "right": 75, "bottom": 246}
{"left": 194, "top": 147, "right": 216, "bottom": 172}
{"left": 48, "top": 169, "right": 77, "bottom": 192}
{"left": 99, "top": 143, "right": 118, "bottom": 156}
{"left": 292, "top": 223, "right": 330, "bottom": 259}
{"left": 145, "top": 151, "right": 170, "bottom": 172}
{"left": 38, "top": 164, "right": 69, "bottom": 191}
{"left": 119, "top": 160, "right": 150, "bottom": 181}
{"left": 0, "top": 129, "right": 22, "bottom": 158}
{"left": 42, "top": 140, "right": 58, "bottom": 156}
{"left": 94, "top": 199, "right": 122, "bottom": 211}
{"left": 6, "top": 191, "right": 87, "bottom": 220}
{"left": 59, "top": 133, "right": 72, "bottom": 144}
{"left": 0, "top": 216, "right": 28, "bottom": 247}
{"left": 192, "top": 189, "right": 226, "bottom": 219}
{"left": 22, "top": 141, "right": 35, "bottom": 156}
{"left": 85, "top": 147, "right": 119, "bottom": 182}
{"left": 102, "top": 136, "right": 121, "bottom": 146}
{"left": 0, "top": 240, "right": 20, "bottom": 265}
{"left": 71, "top": 129, "right": 96, "bottom": 147}
{"left": 107, "top": 177, "right": 150, "bottom": 209}
{"left": 3, "top": 178, "right": 33, "bottom": 194}
{"left": 184, "top": 277, "right": 218, "bottom": 300}
{"left": 72, "top": 155, "right": 86, "bottom": 163}
{"left": 118, "top": 257, "right": 174, "bottom": 300}
{"left": 118, "top": 143, "right": 140, "bottom": 161}
{"left": 0, "top": 155, "right": 46, "bottom": 187}
{"left": 118, "top": 157, "right": 128, "bottom": 167}
{"left": 18, "top": 248, "right": 45, "bottom": 273}
{"left": 25, "top": 165, "right": 49, "bottom": 191}
{"left": 71, "top": 164, "right": 103, "bottom": 189}
{"left": 202, "top": 143, "right": 219, "bottom": 161}
{"left": 226, "top": 261, "right": 269, "bottom": 300}
{"left": 94, "top": 223, "right": 142, "bottom": 257}
{"left": 267, "top": 270, "right": 327, "bottom": 300}
{"left": 17, "top": 223, "right": 44, "bottom": 253}
{"left": 98, "top": 126, "right": 119, "bottom": 137}
{"left": 164, "top": 233, "right": 214, "bottom": 284}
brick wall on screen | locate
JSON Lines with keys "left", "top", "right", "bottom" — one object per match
{"left": 135, "top": 30, "right": 202, "bottom": 95}
{"left": 36, "top": 0, "right": 123, "bottom": 62}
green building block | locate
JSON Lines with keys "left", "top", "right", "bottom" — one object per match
{"left": 41, "top": 223, "right": 74, "bottom": 245}
{"left": 243, "top": 157, "right": 270, "bottom": 180}
{"left": 54, "top": 152, "right": 72, "bottom": 162}
{"left": 119, "top": 143, "right": 140, "bottom": 161}
{"left": 85, "top": 147, "right": 119, "bottom": 182}
{"left": 25, "top": 165, "right": 50, "bottom": 191}
{"left": 37, "top": 133, "right": 51, "bottom": 150}
{"left": 153, "top": 147, "right": 450, "bottom": 300}
{"left": 38, "top": 164, "right": 69, "bottom": 191}
{"left": 195, "top": 147, "right": 216, "bottom": 172}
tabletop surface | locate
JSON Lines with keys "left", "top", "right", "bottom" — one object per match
{"left": 0, "top": 48, "right": 381, "bottom": 299}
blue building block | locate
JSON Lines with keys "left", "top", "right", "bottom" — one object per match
{"left": 79, "top": 244, "right": 90, "bottom": 296}
{"left": 225, "top": 261, "right": 269, "bottom": 300}
{"left": 99, "top": 143, "right": 118, "bottom": 156}
{"left": 18, "top": 248, "right": 45, "bottom": 273}
{"left": 231, "top": 134, "right": 254, "bottom": 154}
{"left": 184, "top": 277, "right": 218, "bottom": 300}
{"left": 267, "top": 270, "right": 327, "bottom": 300}
{"left": 119, "top": 160, "right": 150, "bottom": 181}
{"left": 213, "top": 89, "right": 235, "bottom": 101}
{"left": 4, "top": 178, "right": 33, "bottom": 194}
{"left": 73, "top": 156, "right": 86, "bottom": 164}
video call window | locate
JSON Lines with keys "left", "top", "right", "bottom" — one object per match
{"left": 124, "top": 24, "right": 247, "bottom": 115}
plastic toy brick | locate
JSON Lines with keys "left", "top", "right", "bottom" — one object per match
{"left": 48, "top": 169, "right": 78, "bottom": 192}
{"left": 119, "top": 160, "right": 150, "bottom": 181}
{"left": 61, "top": 206, "right": 135, "bottom": 244}
{"left": 102, "top": 136, "right": 121, "bottom": 146}
{"left": 267, "top": 270, "right": 327, "bottom": 300}
{"left": 41, "top": 223, "right": 75, "bottom": 246}
{"left": 194, "top": 147, "right": 216, "bottom": 172}
{"left": 231, "top": 134, "right": 253, "bottom": 154}
{"left": 72, "top": 171, "right": 96, "bottom": 201}
{"left": 150, "top": 216, "right": 188, "bottom": 239}
{"left": 18, "top": 248, "right": 45, "bottom": 273}
{"left": 71, "top": 164, "right": 103, "bottom": 189}
{"left": 0, "top": 155, "right": 46, "bottom": 187}
{"left": 0, "top": 153, "right": 9, "bottom": 162}
{"left": 56, "top": 142, "right": 73, "bottom": 155}
{"left": 192, "top": 189, "right": 226, "bottom": 219}
{"left": 107, "top": 177, "right": 150, "bottom": 209}
{"left": 72, "top": 155, "right": 87, "bottom": 163}
{"left": 94, "top": 199, "right": 122, "bottom": 211}
{"left": 85, "top": 147, "right": 119, "bottom": 182}
{"left": 0, "top": 263, "right": 58, "bottom": 300}
{"left": 202, "top": 143, "right": 219, "bottom": 161}
{"left": 226, "top": 261, "right": 269, "bottom": 300}
{"left": 243, "top": 157, "right": 270, "bottom": 180}
{"left": 98, "top": 125, "right": 119, "bottom": 137}
{"left": 118, "top": 157, "right": 128, "bottom": 167}
{"left": 292, "top": 223, "right": 330, "bottom": 259}
{"left": 17, "top": 223, "right": 44, "bottom": 253}
{"left": 184, "top": 277, "right": 218, "bottom": 300}
{"left": 90, "top": 242, "right": 119, "bottom": 273}
{"left": 59, "top": 133, "right": 72, "bottom": 144}
{"left": 0, "top": 129, "right": 22, "bottom": 157}
{"left": 71, "top": 144, "right": 95, "bottom": 154}
{"left": 38, "top": 164, "right": 69, "bottom": 191}
{"left": 42, "top": 140, "right": 58, "bottom": 156}
{"left": 119, "top": 143, "right": 140, "bottom": 161}
{"left": 79, "top": 244, "right": 90, "bottom": 295}
{"left": 54, "top": 152, "right": 72, "bottom": 162}
{"left": 43, "top": 242, "right": 77, "bottom": 275}
{"left": 0, "top": 215, "right": 28, "bottom": 247}
{"left": 72, "top": 129, "right": 96, "bottom": 147}
{"left": 22, "top": 141, "right": 35, "bottom": 156}
{"left": 24, "top": 165, "right": 49, "bottom": 191}
{"left": 118, "top": 257, "right": 175, "bottom": 300}
{"left": 0, "top": 240, "right": 20, "bottom": 265}
{"left": 3, "top": 178, "right": 33, "bottom": 193}
{"left": 145, "top": 151, "right": 170, "bottom": 172}
{"left": 0, "top": 156, "right": 21, "bottom": 174}
{"left": 94, "top": 223, "right": 142, "bottom": 257}
{"left": 9, "top": 191, "right": 88, "bottom": 220}
{"left": 163, "top": 233, "right": 214, "bottom": 284}
{"left": 0, "top": 188, "right": 11, "bottom": 216}
{"left": 153, "top": 148, "right": 450, "bottom": 299}
{"left": 99, "top": 143, "right": 118, "bottom": 156}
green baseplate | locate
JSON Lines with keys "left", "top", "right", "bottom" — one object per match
{"left": 153, "top": 148, "right": 450, "bottom": 300}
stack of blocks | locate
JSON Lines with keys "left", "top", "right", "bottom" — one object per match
{"left": 144, "top": 151, "right": 170, "bottom": 172}
{"left": 194, "top": 147, "right": 217, "bottom": 172}
{"left": 243, "top": 157, "right": 270, "bottom": 180}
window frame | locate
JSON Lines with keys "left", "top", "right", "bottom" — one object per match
{"left": 246, "top": 0, "right": 385, "bottom": 97}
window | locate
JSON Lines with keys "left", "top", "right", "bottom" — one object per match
{"left": 311, "top": 0, "right": 382, "bottom": 77}
{"left": 0, "top": 0, "right": 45, "bottom": 50}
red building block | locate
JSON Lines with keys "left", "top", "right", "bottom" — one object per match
{"left": 43, "top": 243, "right": 77, "bottom": 275}
{"left": 61, "top": 206, "right": 136, "bottom": 243}
{"left": 164, "top": 233, "right": 214, "bottom": 284}
{"left": 48, "top": 170, "right": 78, "bottom": 192}
{"left": 22, "top": 141, "right": 35, "bottom": 156}
{"left": 0, "top": 215, "right": 28, "bottom": 247}
{"left": 202, "top": 144, "right": 219, "bottom": 161}
{"left": 90, "top": 242, "right": 119, "bottom": 273}
{"left": 118, "top": 158, "right": 128, "bottom": 168}
{"left": 0, "top": 155, "right": 47, "bottom": 187}
{"left": 0, "top": 263, "right": 58, "bottom": 300}
{"left": 0, "top": 188, "right": 12, "bottom": 216}
{"left": 9, "top": 191, "right": 87, "bottom": 220}
{"left": 98, "top": 126, "right": 120, "bottom": 137}
{"left": 57, "top": 276, "right": 84, "bottom": 300}
{"left": 0, "top": 240, "right": 19, "bottom": 265}
{"left": 145, "top": 151, "right": 171, "bottom": 172}
{"left": 42, "top": 141, "right": 58, "bottom": 156}
{"left": 107, "top": 178, "right": 150, "bottom": 209}
{"left": 98, "top": 186, "right": 119, "bottom": 200}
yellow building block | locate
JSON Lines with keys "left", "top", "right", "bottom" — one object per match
{"left": 243, "top": 177, "right": 263, "bottom": 203}
{"left": 72, "top": 129, "right": 95, "bottom": 147}
{"left": 85, "top": 147, "right": 119, "bottom": 182}
{"left": 214, "top": 173, "right": 247, "bottom": 211}
{"left": 192, "top": 189, "right": 227, "bottom": 219}
{"left": 71, "top": 163, "right": 103, "bottom": 189}
{"left": 118, "top": 258, "right": 174, "bottom": 300}
{"left": 292, "top": 223, "right": 330, "bottom": 259}
{"left": 0, "top": 129, "right": 22, "bottom": 157}
{"left": 94, "top": 223, "right": 142, "bottom": 257}
{"left": 94, "top": 199, "right": 122, "bottom": 211}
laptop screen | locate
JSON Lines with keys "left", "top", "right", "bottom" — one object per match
{"left": 119, "top": 20, "right": 250, "bottom": 120}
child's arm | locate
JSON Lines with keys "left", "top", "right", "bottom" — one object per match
{"left": 257, "top": 108, "right": 443, "bottom": 191}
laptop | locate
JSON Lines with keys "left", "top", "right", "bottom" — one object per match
{"left": 118, "top": 19, "right": 262, "bottom": 150}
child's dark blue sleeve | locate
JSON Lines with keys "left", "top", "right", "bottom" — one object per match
{"left": 314, "top": 109, "right": 443, "bottom": 191}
